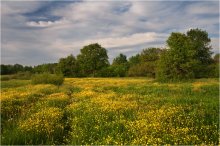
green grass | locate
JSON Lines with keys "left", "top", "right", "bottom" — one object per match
{"left": 1, "top": 78, "right": 219, "bottom": 145}
{"left": 1, "top": 79, "right": 30, "bottom": 88}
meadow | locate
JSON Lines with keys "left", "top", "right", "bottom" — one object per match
{"left": 1, "top": 77, "right": 219, "bottom": 145}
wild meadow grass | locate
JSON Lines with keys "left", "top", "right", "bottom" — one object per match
{"left": 0, "top": 78, "right": 219, "bottom": 145}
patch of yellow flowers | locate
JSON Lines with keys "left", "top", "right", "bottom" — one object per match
{"left": 91, "top": 93, "right": 138, "bottom": 111}
{"left": 19, "top": 107, "right": 63, "bottom": 135}
{"left": 45, "top": 92, "right": 69, "bottom": 102}
{"left": 1, "top": 84, "right": 58, "bottom": 101}
{"left": 125, "top": 106, "right": 197, "bottom": 144}
{"left": 1, "top": 77, "right": 218, "bottom": 145}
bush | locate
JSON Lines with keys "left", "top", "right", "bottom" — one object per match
{"left": 95, "top": 66, "right": 117, "bottom": 77}
{"left": 0, "top": 72, "right": 32, "bottom": 81}
{"left": 32, "top": 73, "right": 64, "bottom": 87}
{"left": 128, "top": 62, "right": 156, "bottom": 78}
{"left": 1, "top": 76, "right": 11, "bottom": 81}
{"left": 206, "top": 63, "right": 219, "bottom": 78}
{"left": 12, "top": 71, "right": 32, "bottom": 80}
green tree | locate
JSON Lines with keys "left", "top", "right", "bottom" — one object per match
{"left": 140, "top": 48, "right": 162, "bottom": 77}
{"left": 140, "top": 48, "right": 162, "bottom": 62}
{"left": 157, "top": 29, "right": 214, "bottom": 81}
{"left": 77, "top": 43, "right": 109, "bottom": 77}
{"left": 57, "top": 54, "right": 78, "bottom": 77}
{"left": 187, "top": 28, "right": 213, "bottom": 78}
{"left": 210, "top": 53, "right": 220, "bottom": 77}
{"left": 187, "top": 28, "right": 212, "bottom": 64}
{"left": 33, "top": 63, "right": 57, "bottom": 74}
{"left": 214, "top": 53, "right": 220, "bottom": 63}
{"left": 111, "top": 53, "right": 129, "bottom": 77}
{"left": 0, "top": 64, "right": 28, "bottom": 75}
{"left": 112, "top": 53, "right": 128, "bottom": 65}
{"left": 0, "top": 64, "right": 13, "bottom": 75}
{"left": 95, "top": 66, "right": 117, "bottom": 77}
{"left": 24, "top": 66, "right": 33, "bottom": 72}
{"left": 128, "top": 63, "right": 150, "bottom": 77}
{"left": 14, "top": 64, "right": 24, "bottom": 72}
{"left": 128, "top": 48, "right": 162, "bottom": 77}
{"left": 157, "top": 33, "right": 198, "bottom": 81}
{"left": 128, "top": 54, "right": 140, "bottom": 67}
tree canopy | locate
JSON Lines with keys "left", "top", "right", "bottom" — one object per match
{"left": 112, "top": 53, "right": 128, "bottom": 66}
{"left": 77, "top": 43, "right": 109, "bottom": 77}
{"left": 157, "top": 28, "right": 214, "bottom": 81}
{"left": 214, "top": 54, "right": 220, "bottom": 63}
{"left": 128, "top": 48, "right": 162, "bottom": 77}
{"left": 57, "top": 54, "right": 78, "bottom": 77}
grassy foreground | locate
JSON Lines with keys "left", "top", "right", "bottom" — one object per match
{"left": 1, "top": 78, "right": 219, "bottom": 145}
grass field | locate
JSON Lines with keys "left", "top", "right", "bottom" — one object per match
{"left": 1, "top": 77, "right": 219, "bottom": 145}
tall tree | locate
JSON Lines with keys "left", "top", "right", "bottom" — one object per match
{"left": 214, "top": 53, "right": 220, "bottom": 63}
{"left": 0, "top": 64, "right": 25, "bottom": 75}
{"left": 128, "top": 54, "right": 140, "bottom": 67}
{"left": 128, "top": 48, "right": 162, "bottom": 77}
{"left": 0, "top": 64, "right": 12, "bottom": 75}
{"left": 57, "top": 54, "right": 78, "bottom": 77}
{"left": 112, "top": 53, "right": 128, "bottom": 65}
{"left": 14, "top": 64, "right": 24, "bottom": 72}
{"left": 77, "top": 43, "right": 109, "bottom": 77}
{"left": 187, "top": 29, "right": 213, "bottom": 78}
{"left": 111, "top": 53, "right": 129, "bottom": 77}
{"left": 187, "top": 28, "right": 212, "bottom": 64}
{"left": 140, "top": 48, "right": 162, "bottom": 62}
{"left": 33, "top": 63, "right": 57, "bottom": 74}
{"left": 210, "top": 53, "right": 220, "bottom": 77}
{"left": 157, "top": 29, "right": 214, "bottom": 81}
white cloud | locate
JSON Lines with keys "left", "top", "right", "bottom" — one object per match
{"left": 186, "top": 2, "right": 219, "bottom": 15}
{"left": 1, "top": 1, "right": 219, "bottom": 66}
{"left": 210, "top": 38, "right": 220, "bottom": 54}
{"left": 26, "top": 19, "right": 67, "bottom": 27}
{"left": 83, "top": 32, "right": 167, "bottom": 48}
{"left": 50, "top": 32, "right": 167, "bottom": 51}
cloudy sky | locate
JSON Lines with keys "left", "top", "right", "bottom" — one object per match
{"left": 1, "top": 0, "right": 219, "bottom": 66}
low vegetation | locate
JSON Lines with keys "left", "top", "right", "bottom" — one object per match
{"left": 31, "top": 73, "right": 64, "bottom": 87}
{"left": 1, "top": 78, "right": 219, "bottom": 145}
{"left": 0, "top": 72, "right": 32, "bottom": 81}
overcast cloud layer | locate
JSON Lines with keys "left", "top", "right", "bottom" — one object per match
{"left": 1, "top": 0, "right": 219, "bottom": 66}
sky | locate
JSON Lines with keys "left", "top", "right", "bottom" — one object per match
{"left": 1, "top": 0, "right": 219, "bottom": 66}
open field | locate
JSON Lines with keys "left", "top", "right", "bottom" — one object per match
{"left": 1, "top": 77, "right": 219, "bottom": 145}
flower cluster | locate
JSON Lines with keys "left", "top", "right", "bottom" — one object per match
{"left": 19, "top": 107, "right": 63, "bottom": 135}
{"left": 1, "top": 77, "right": 219, "bottom": 145}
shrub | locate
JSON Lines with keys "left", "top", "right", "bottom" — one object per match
{"left": 204, "top": 63, "right": 219, "bottom": 78}
{"left": 128, "top": 62, "right": 156, "bottom": 78}
{"left": 32, "top": 73, "right": 64, "bottom": 87}
{"left": 1, "top": 76, "right": 11, "bottom": 81}
{"left": 0, "top": 72, "right": 32, "bottom": 81}
{"left": 12, "top": 71, "right": 32, "bottom": 80}
{"left": 95, "top": 66, "right": 117, "bottom": 77}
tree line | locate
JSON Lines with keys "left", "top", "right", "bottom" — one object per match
{"left": 1, "top": 28, "right": 219, "bottom": 81}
